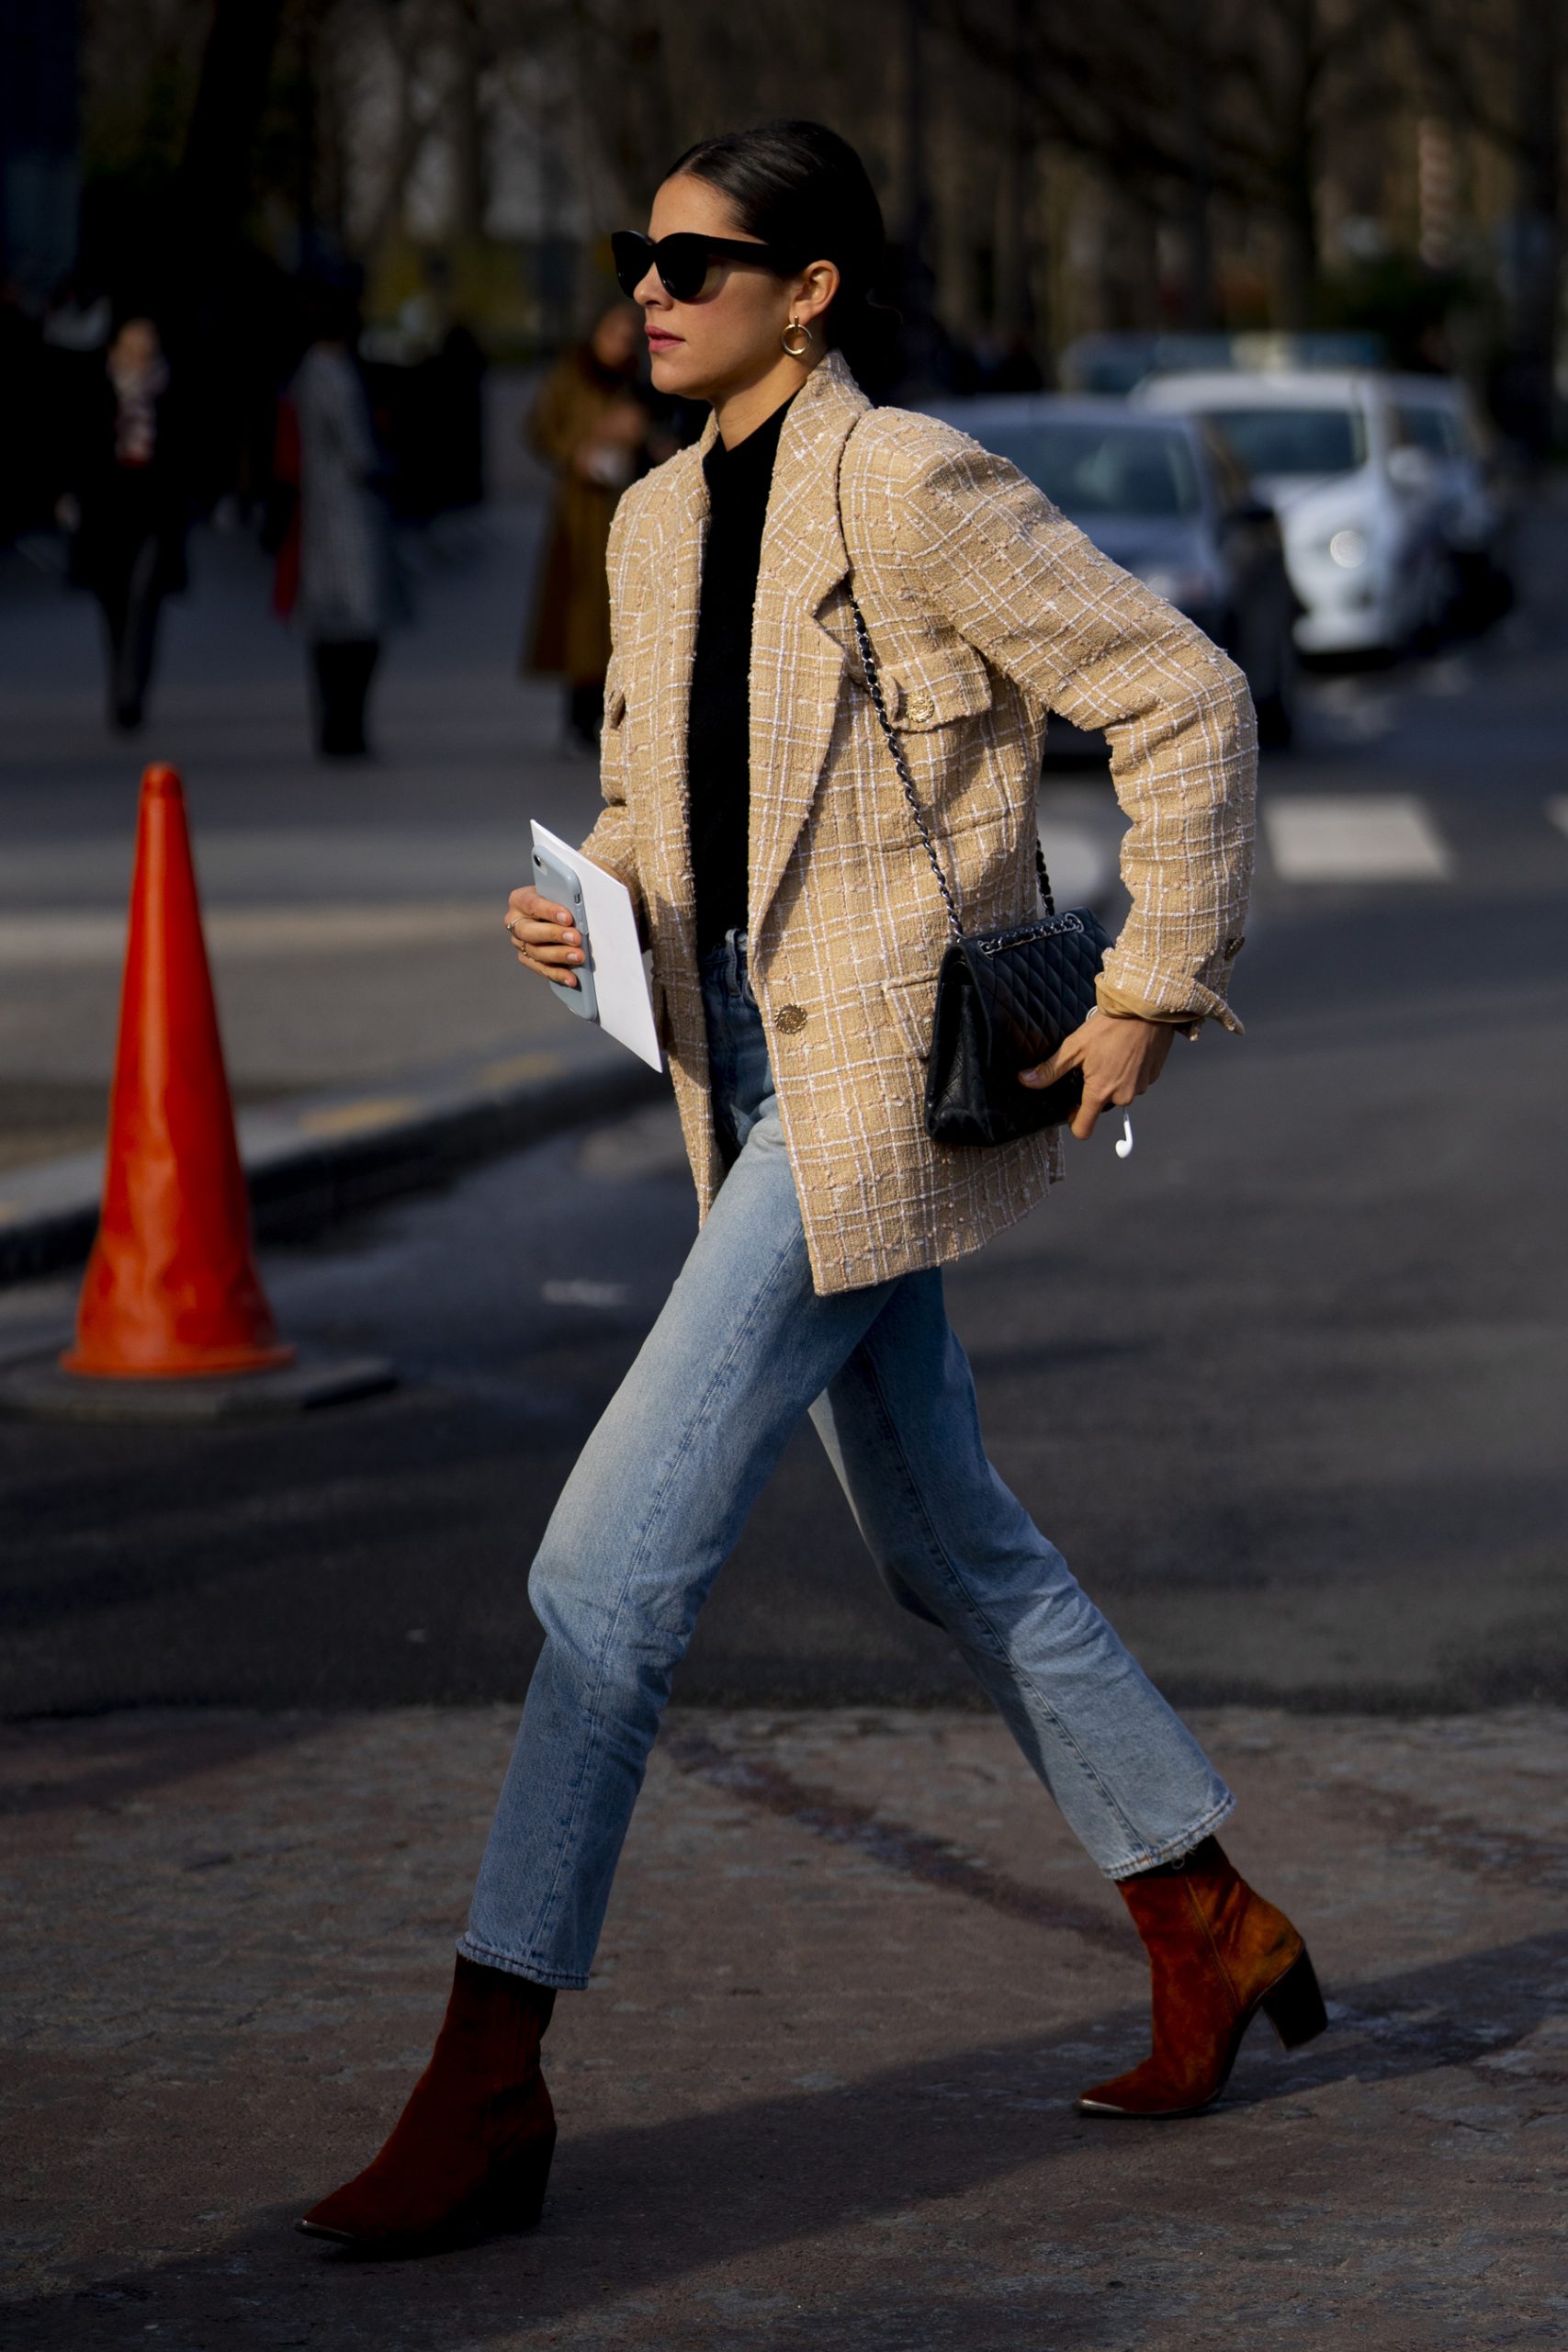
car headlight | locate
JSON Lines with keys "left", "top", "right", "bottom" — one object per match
{"left": 1326, "top": 527, "right": 1369, "bottom": 568}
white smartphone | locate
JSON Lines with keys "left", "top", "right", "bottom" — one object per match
{"left": 530, "top": 845, "right": 597, "bottom": 1022}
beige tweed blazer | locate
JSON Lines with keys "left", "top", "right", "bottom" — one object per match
{"left": 581, "top": 351, "right": 1256, "bottom": 1296}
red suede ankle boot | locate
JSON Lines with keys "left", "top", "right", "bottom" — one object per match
{"left": 1078, "top": 1838, "right": 1326, "bottom": 2119}
{"left": 298, "top": 1956, "right": 557, "bottom": 2253}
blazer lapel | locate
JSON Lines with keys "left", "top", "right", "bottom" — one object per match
{"left": 747, "top": 355, "right": 870, "bottom": 953}
{"left": 637, "top": 415, "right": 716, "bottom": 955}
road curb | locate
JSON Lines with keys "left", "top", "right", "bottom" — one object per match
{"left": 0, "top": 808, "right": 1121, "bottom": 1294}
{"left": 0, "top": 1044, "right": 667, "bottom": 1288}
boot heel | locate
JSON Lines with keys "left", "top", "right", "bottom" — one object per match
{"left": 479, "top": 2126, "right": 557, "bottom": 2234}
{"left": 1261, "top": 1949, "right": 1327, "bottom": 2050}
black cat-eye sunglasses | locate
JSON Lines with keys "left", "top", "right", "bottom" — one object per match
{"left": 611, "top": 229, "right": 802, "bottom": 303}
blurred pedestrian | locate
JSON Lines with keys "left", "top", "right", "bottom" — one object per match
{"left": 299, "top": 121, "right": 1319, "bottom": 2262}
{"left": 60, "top": 316, "right": 187, "bottom": 733}
{"left": 522, "top": 300, "right": 654, "bottom": 751}
{"left": 274, "top": 286, "right": 393, "bottom": 760}
{"left": 0, "top": 283, "right": 48, "bottom": 543}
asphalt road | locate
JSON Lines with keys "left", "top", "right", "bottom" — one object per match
{"left": 3, "top": 504, "right": 1566, "bottom": 1722}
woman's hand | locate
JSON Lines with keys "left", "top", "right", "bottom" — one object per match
{"left": 504, "top": 885, "right": 584, "bottom": 988}
{"left": 572, "top": 408, "right": 643, "bottom": 487}
{"left": 1020, "top": 1012, "right": 1176, "bottom": 1141}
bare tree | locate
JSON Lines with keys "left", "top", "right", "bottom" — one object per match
{"left": 1400, "top": 0, "right": 1562, "bottom": 447}
{"left": 942, "top": 0, "right": 1404, "bottom": 329}
{"left": 176, "top": 0, "right": 288, "bottom": 265}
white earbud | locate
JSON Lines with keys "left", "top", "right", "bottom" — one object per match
{"left": 1114, "top": 1114, "right": 1134, "bottom": 1159}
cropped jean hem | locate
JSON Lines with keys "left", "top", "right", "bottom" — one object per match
{"left": 1101, "top": 1789, "right": 1236, "bottom": 1883}
{"left": 455, "top": 1933, "right": 590, "bottom": 1993}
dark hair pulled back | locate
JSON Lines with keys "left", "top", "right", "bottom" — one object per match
{"left": 663, "top": 119, "right": 895, "bottom": 382}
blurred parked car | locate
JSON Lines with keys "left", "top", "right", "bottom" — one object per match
{"left": 1134, "top": 369, "right": 1450, "bottom": 659}
{"left": 930, "top": 395, "right": 1300, "bottom": 745}
{"left": 1384, "top": 374, "right": 1514, "bottom": 624}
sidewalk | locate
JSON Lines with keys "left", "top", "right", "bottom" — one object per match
{"left": 0, "top": 506, "right": 633, "bottom": 1174}
{"left": 4, "top": 1702, "right": 1564, "bottom": 2347}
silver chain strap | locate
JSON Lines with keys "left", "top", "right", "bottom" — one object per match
{"left": 846, "top": 594, "right": 1055, "bottom": 946}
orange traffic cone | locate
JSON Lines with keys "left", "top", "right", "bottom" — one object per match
{"left": 62, "top": 764, "right": 294, "bottom": 1379}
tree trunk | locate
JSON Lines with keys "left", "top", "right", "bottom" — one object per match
{"left": 448, "top": 0, "right": 489, "bottom": 247}
{"left": 1181, "top": 37, "right": 1218, "bottom": 328}
{"left": 1500, "top": 0, "right": 1562, "bottom": 455}
{"left": 1273, "top": 0, "right": 1320, "bottom": 330}
{"left": 176, "top": 0, "right": 287, "bottom": 268}
{"left": 993, "top": 0, "right": 1037, "bottom": 342}
{"left": 897, "top": 0, "right": 941, "bottom": 388}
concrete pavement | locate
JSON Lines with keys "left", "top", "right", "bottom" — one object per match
{"left": 3, "top": 1700, "right": 1565, "bottom": 2347}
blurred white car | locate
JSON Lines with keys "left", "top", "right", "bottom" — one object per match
{"left": 1134, "top": 370, "right": 1449, "bottom": 657}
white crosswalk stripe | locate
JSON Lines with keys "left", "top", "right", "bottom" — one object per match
{"left": 1263, "top": 795, "right": 1452, "bottom": 884}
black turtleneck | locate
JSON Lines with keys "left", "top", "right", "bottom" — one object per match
{"left": 686, "top": 395, "right": 794, "bottom": 954}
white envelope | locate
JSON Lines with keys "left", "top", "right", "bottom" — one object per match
{"left": 529, "top": 820, "right": 663, "bottom": 1072}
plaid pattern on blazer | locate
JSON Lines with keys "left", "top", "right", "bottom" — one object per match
{"left": 581, "top": 352, "right": 1256, "bottom": 1297}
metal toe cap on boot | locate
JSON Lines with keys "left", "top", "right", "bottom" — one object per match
{"left": 296, "top": 2182, "right": 378, "bottom": 2244}
{"left": 1076, "top": 2063, "right": 1215, "bottom": 2119}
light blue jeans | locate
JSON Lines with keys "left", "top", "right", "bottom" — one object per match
{"left": 462, "top": 933, "right": 1233, "bottom": 1988}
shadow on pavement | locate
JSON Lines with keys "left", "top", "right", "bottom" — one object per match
{"left": 0, "top": 1712, "right": 318, "bottom": 1820}
{"left": 7, "top": 1930, "right": 1562, "bottom": 2349}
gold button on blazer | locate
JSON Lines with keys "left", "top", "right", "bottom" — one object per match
{"left": 581, "top": 353, "right": 1258, "bottom": 1298}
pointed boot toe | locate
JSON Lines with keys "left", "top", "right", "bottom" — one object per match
{"left": 297, "top": 2128, "right": 557, "bottom": 2256}
{"left": 296, "top": 2194, "right": 364, "bottom": 2245}
{"left": 1076, "top": 2060, "right": 1213, "bottom": 2119}
{"left": 297, "top": 2168, "right": 405, "bottom": 2245}
{"left": 295, "top": 1957, "right": 558, "bottom": 2256}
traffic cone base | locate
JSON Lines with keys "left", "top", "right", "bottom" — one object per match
{"left": 65, "top": 763, "right": 295, "bottom": 1385}
{"left": 61, "top": 1339, "right": 296, "bottom": 1380}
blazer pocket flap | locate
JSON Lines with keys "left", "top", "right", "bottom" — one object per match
{"left": 882, "top": 972, "right": 938, "bottom": 1058}
{"left": 886, "top": 656, "right": 993, "bottom": 731}
{"left": 604, "top": 686, "right": 628, "bottom": 729}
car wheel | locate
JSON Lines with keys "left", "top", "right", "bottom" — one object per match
{"left": 1413, "top": 552, "right": 1460, "bottom": 654}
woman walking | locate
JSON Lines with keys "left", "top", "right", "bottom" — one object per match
{"left": 299, "top": 120, "right": 1323, "bottom": 2258}
{"left": 275, "top": 286, "right": 393, "bottom": 759}
{"left": 63, "top": 315, "right": 187, "bottom": 733}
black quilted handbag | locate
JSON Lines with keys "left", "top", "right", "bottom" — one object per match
{"left": 848, "top": 596, "right": 1112, "bottom": 1148}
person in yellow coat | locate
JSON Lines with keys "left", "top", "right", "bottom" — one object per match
{"left": 522, "top": 300, "right": 657, "bottom": 749}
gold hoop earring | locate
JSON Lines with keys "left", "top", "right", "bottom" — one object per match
{"left": 781, "top": 318, "right": 815, "bottom": 358}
